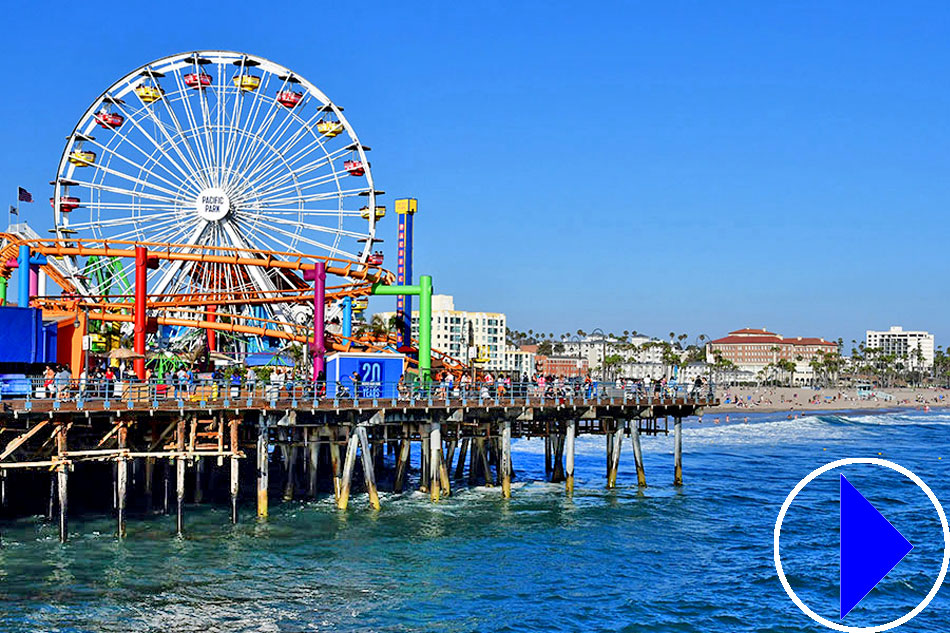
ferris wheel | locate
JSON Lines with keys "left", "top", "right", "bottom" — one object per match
{"left": 51, "top": 51, "right": 381, "bottom": 350}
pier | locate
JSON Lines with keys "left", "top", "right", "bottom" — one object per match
{"left": 0, "top": 382, "right": 715, "bottom": 541}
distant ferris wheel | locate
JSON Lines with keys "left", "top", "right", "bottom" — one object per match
{"left": 51, "top": 50, "right": 379, "bottom": 306}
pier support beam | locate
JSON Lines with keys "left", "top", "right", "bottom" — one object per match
{"left": 673, "top": 417, "right": 683, "bottom": 486}
{"left": 257, "top": 414, "right": 269, "bottom": 519}
{"left": 230, "top": 418, "right": 240, "bottom": 523}
{"left": 438, "top": 441, "right": 451, "bottom": 498}
{"left": 500, "top": 421, "right": 512, "bottom": 499}
{"left": 419, "top": 428, "right": 430, "bottom": 493}
{"left": 544, "top": 432, "right": 552, "bottom": 477}
{"left": 307, "top": 429, "right": 319, "bottom": 499}
{"left": 607, "top": 422, "right": 622, "bottom": 489}
{"left": 565, "top": 420, "right": 576, "bottom": 495}
{"left": 429, "top": 423, "right": 442, "bottom": 501}
{"left": 631, "top": 421, "right": 647, "bottom": 487}
{"left": 477, "top": 437, "right": 493, "bottom": 486}
{"left": 551, "top": 433, "right": 565, "bottom": 483}
{"left": 56, "top": 423, "right": 68, "bottom": 543}
{"left": 357, "top": 426, "right": 380, "bottom": 510}
{"left": 329, "top": 430, "right": 342, "bottom": 503}
{"left": 176, "top": 418, "right": 185, "bottom": 536}
{"left": 454, "top": 437, "right": 469, "bottom": 480}
{"left": 393, "top": 432, "right": 410, "bottom": 493}
{"left": 117, "top": 422, "right": 128, "bottom": 538}
{"left": 337, "top": 429, "right": 359, "bottom": 510}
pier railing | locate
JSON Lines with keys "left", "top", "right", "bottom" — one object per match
{"left": 2, "top": 376, "right": 715, "bottom": 411}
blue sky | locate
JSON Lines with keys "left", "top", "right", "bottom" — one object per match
{"left": 3, "top": 2, "right": 949, "bottom": 349}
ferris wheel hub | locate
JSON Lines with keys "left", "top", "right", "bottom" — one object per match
{"left": 195, "top": 187, "right": 231, "bottom": 222}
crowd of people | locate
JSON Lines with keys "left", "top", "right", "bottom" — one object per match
{"left": 30, "top": 361, "right": 712, "bottom": 404}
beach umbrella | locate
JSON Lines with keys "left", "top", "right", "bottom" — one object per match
{"left": 108, "top": 348, "right": 145, "bottom": 360}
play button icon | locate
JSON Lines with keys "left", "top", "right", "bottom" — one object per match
{"left": 774, "top": 458, "right": 950, "bottom": 632}
{"left": 840, "top": 475, "right": 913, "bottom": 619}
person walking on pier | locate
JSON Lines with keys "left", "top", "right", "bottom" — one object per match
{"left": 79, "top": 367, "right": 88, "bottom": 400}
{"left": 246, "top": 367, "right": 257, "bottom": 398}
{"left": 103, "top": 366, "right": 115, "bottom": 401}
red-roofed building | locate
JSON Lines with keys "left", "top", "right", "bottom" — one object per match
{"left": 706, "top": 327, "right": 837, "bottom": 376}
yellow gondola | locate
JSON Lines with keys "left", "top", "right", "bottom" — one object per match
{"left": 317, "top": 120, "right": 344, "bottom": 137}
{"left": 233, "top": 74, "right": 261, "bottom": 92}
{"left": 135, "top": 84, "right": 164, "bottom": 104}
{"left": 360, "top": 205, "right": 386, "bottom": 220}
{"left": 68, "top": 150, "right": 96, "bottom": 166}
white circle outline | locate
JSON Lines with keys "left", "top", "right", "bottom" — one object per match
{"left": 195, "top": 187, "right": 230, "bottom": 222}
{"left": 774, "top": 458, "right": 950, "bottom": 632}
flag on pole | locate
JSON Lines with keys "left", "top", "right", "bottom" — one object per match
{"left": 17, "top": 187, "right": 32, "bottom": 203}
{"left": 9, "top": 205, "right": 16, "bottom": 216}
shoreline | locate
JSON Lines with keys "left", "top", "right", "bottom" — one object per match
{"left": 703, "top": 386, "right": 950, "bottom": 416}
{"left": 707, "top": 403, "right": 948, "bottom": 416}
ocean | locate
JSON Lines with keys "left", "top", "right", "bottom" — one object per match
{"left": 1, "top": 410, "right": 947, "bottom": 632}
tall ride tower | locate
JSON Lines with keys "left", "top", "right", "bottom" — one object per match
{"left": 395, "top": 198, "right": 418, "bottom": 348}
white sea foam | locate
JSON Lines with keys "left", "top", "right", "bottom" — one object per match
{"left": 512, "top": 411, "right": 945, "bottom": 455}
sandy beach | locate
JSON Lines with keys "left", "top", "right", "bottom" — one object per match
{"left": 710, "top": 386, "right": 950, "bottom": 415}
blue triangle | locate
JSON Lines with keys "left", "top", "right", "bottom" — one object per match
{"left": 840, "top": 474, "right": 914, "bottom": 619}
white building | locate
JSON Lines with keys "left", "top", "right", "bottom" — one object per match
{"left": 501, "top": 347, "right": 536, "bottom": 378}
{"left": 376, "top": 295, "right": 508, "bottom": 370}
{"left": 563, "top": 335, "right": 670, "bottom": 376}
{"left": 866, "top": 326, "right": 935, "bottom": 369}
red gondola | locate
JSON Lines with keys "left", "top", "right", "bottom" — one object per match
{"left": 50, "top": 196, "right": 81, "bottom": 212}
{"left": 344, "top": 159, "right": 365, "bottom": 176}
{"left": 184, "top": 72, "right": 212, "bottom": 89}
{"left": 94, "top": 110, "right": 125, "bottom": 129}
{"left": 277, "top": 90, "right": 303, "bottom": 108}
{"left": 367, "top": 251, "right": 384, "bottom": 265}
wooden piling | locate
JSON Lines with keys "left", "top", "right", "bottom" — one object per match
{"left": 630, "top": 421, "right": 647, "bottom": 487}
{"left": 329, "top": 429, "right": 342, "bottom": 503}
{"left": 48, "top": 473, "right": 55, "bottom": 522}
{"left": 429, "top": 423, "right": 442, "bottom": 501}
{"left": 438, "top": 444, "right": 451, "bottom": 498}
{"left": 229, "top": 418, "right": 240, "bottom": 523}
{"left": 256, "top": 414, "right": 268, "bottom": 519}
{"left": 419, "top": 428, "right": 430, "bottom": 493}
{"left": 551, "top": 433, "right": 565, "bottom": 483}
{"left": 176, "top": 417, "right": 185, "bottom": 536}
{"left": 337, "top": 429, "right": 359, "bottom": 510}
{"left": 56, "top": 423, "right": 68, "bottom": 543}
{"left": 565, "top": 420, "right": 576, "bottom": 495}
{"left": 454, "top": 437, "right": 469, "bottom": 480}
{"left": 607, "top": 423, "right": 622, "bottom": 489}
{"left": 163, "top": 459, "right": 171, "bottom": 515}
{"left": 307, "top": 428, "right": 319, "bottom": 498}
{"left": 144, "top": 457, "right": 154, "bottom": 514}
{"left": 393, "top": 433, "right": 410, "bottom": 494}
{"left": 673, "top": 416, "right": 683, "bottom": 486}
{"left": 468, "top": 436, "right": 478, "bottom": 485}
{"left": 476, "top": 437, "right": 492, "bottom": 486}
{"left": 357, "top": 426, "right": 381, "bottom": 510}
{"left": 117, "top": 422, "right": 128, "bottom": 538}
{"left": 500, "top": 420, "right": 512, "bottom": 499}
{"left": 544, "top": 427, "right": 552, "bottom": 476}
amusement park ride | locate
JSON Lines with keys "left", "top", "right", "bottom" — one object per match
{"left": 0, "top": 50, "right": 464, "bottom": 382}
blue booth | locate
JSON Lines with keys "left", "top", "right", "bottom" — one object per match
{"left": 326, "top": 352, "right": 404, "bottom": 399}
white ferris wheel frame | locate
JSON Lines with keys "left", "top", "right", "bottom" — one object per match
{"left": 51, "top": 50, "right": 377, "bottom": 304}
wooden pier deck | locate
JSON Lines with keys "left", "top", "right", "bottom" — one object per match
{"left": 0, "top": 391, "right": 717, "bottom": 541}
